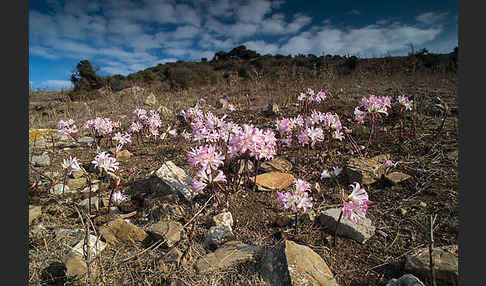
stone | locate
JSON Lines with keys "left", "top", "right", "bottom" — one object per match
{"left": 29, "top": 205, "right": 42, "bottom": 225}
{"left": 195, "top": 241, "right": 264, "bottom": 273}
{"left": 153, "top": 161, "right": 195, "bottom": 201}
{"left": 385, "top": 172, "right": 412, "bottom": 185}
{"left": 55, "top": 229, "right": 85, "bottom": 240}
{"left": 260, "top": 157, "right": 293, "bottom": 173}
{"left": 204, "top": 225, "right": 235, "bottom": 249}
{"left": 426, "top": 96, "right": 447, "bottom": 116}
{"left": 216, "top": 98, "right": 229, "bottom": 109}
{"left": 213, "top": 211, "right": 234, "bottom": 229}
{"left": 418, "top": 201, "right": 427, "bottom": 208}
{"left": 63, "top": 251, "right": 98, "bottom": 281}
{"left": 67, "top": 177, "right": 87, "bottom": 190}
{"left": 385, "top": 274, "right": 425, "bottom": 286}
{"left": 252, "top": 172, "right": 295, "bottom": 192}
{"left": 31, "top": 152, "right": 50, "bottom": 167}
{"left": 260, "top": 240, "right": 339, "bottom": 286}
{"left": 71, "top": 171, "right": 84, "bottom": 179}
{"left": 49, "top": 184, "right": 71, "bottom": 195}
{"left": 266, "top": 103, "right": 280, "bottom": 116}
{"left": 405, "top": 245, "right": 458, "bottom": 284}
{"left": 71, "top": 234, "right": 107, "bottom": 260}
{"left": 149, "top": 220, "right": 183, "bottom": 247}
{"left": 99, "top": 218, "right": 149, "bottom": 246}
{"left": 157, "top": 105, "right": 174, "bottom": 118}
{"left": 78, "top": 197, "right": 101, "bottom": 212}
{"left": 81, "top": 184, "right": 99, "bottom": 193}
{"left": 145, "top": 93, "right": 158, "bottom": 106}
{"left": 345, "top": 156, "right": 387, "bottom": 185}
{"left": 117, "top": 150, "right": 132, "bottom": 162}
{"left": 318, "top": 208, "right": 375, "bottom": 244}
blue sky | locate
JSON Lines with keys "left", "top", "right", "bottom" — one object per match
{"left": 29, "top": 0, "right": 458, "bottom": 90}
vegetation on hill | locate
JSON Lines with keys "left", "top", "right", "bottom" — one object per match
{"left": 68, "top": 45, "right": 458, "bottom": 99}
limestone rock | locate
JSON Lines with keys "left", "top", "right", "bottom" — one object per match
{"left": 260, "top": 240, "right": 339, "bottom": 286}
{"left": 153, "top": 161, "right": 195, "bottom": 201}
{"left": 29, "top": 205, "right": 42, "bottom": 225}
{"left": 149, "top": 220, "right": 183, "bottom": 247}
{"left": 63, "top": 251, "right": 98, "bottom": 281}
{"left": 213, "top": 211, "right": 233, "bottom": 229}
{"left": 195, "top": 241, "right": 264, "bottom": 273}
{"left": 49, "top": 184, "right": 71, "bottom": 195}
{"left": 67, "top": 177, "right": 87, "bottom": 190}
{"left": 145, "top": 93, "right": 158, "bottom": 106}
{"left": 117, "top": 150, "right": 132, "bottom": 162}
{"left": 31, "top": 152, "right": 50, "bottom": 167}
{"left": 405, "top": 245, "right": 458, "bottom": 284}
{"left": 385, "top": 172, "right": 412, "bottom": 185}
{"left": 78, "top": 197, "right": 101, "bottom": 212}
{"left": 252, "top": 172, "right": 295, "bottom": 191}
{"left": 385, "top": 274, "right": 425, "bottom": 286}
{"left": 71, "top": 234, "right": 106, "bottom": 261}
{"left": 318, "top": 208, "right": 375, "bottom": 244}
{"left": 346, "top": 156, "right": 387, "bottom": 185}
{"left": 99, "top": 218, "right": 149, "bottom": 245}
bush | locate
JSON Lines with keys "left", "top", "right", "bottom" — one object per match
{"left": 71, "top": 60, "right": 105, "bottom": 92}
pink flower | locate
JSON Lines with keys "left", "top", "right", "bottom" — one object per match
{"left": 384, "top": 159, "right": 394, "bottom": 167}
{"left": 128, "top": 121, "right": 143, "bottom": 133}
{"left": 62, "top": 156, "right": 82, "bottom": 175}
{"left": 398, "top": 95, "right": 413, "bottom": 111}
{"left": 111, "top": 191, "right": 127, "bottom": 203}
{"left": 294, "top": 179, "right": 311, "bottom": 194}
{"left": 92, "top": 152, "right": 119, "bottom": 173}
{"left": 228, "top": 104, "right": 236, "bottom": 111}
{"left": 341, "top": 182, "right": 373, "bottom": 224}
{"left": 113, "top": 132, "right": 131, "bottom": 146}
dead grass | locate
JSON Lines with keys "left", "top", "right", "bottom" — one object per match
{"left": 29, "top": 70, "right": 458, "bottom": 286}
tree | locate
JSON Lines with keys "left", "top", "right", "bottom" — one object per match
{"left": 71, "top": 60, "right": 105, "bottom": 92}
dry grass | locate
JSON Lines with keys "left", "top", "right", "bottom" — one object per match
{"left": 29, "top": 69, "right": 458, "bottom": 286}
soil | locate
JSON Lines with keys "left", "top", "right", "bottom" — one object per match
{"left": 28, "top": 71, "right": 458, "bottom": 286}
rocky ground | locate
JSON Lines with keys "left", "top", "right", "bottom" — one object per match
{"left": 28, "top": 71, "right": 458, "bottom": 286}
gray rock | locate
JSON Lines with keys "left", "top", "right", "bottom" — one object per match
{"left": 54, "top": 229, "right": 85, "bottom": 240}
{"left": 260, "top": 157, "right": 293, "bottom": 173}
{"left": 204, "top": 225, "right": 235, "bottom": 249}
{"left": 318, "top": 208, "right": 375, "bottom": 244}
{"left": 71, "top": 234, "right": 106, "bottom": 261}
{"left": 31, "top": 152, "right": 50, "bottom": 167}
{"left": 149, "top": 220, "right": 183, "bottom": 247}
{"left": 78, "top": 197, "right": 101, "bottom": 212}
{"left": 426, "top": 96, "right": 447, "bottom": 116}
{"left": 260, "top": 240, "right": 339, "bottom": 286}
{"left": 49, "top": 184, "right": 71, "bottom": 195}
{"left": 29, "top": 205, "right": 42, "bottom": 225}
{"left": 405, "top": 245, "right": 458, "bottom": 284}
{"left": 385, "top": 274, "right": 425, "bottom": 286}
{"left": 152, "top": 161, "right": 195, "bottom": 201}
{"left": 346, "top": 156, "right": 387, "bottom": 185}
{"left": 213, "top": 211, "right": 233, "bottom": 229}
{"left": 195, "top": 241, "right": 264, "bottom": 273}
{"left": 145, "top": 93, "right": 158, "bottom": 106}
{"left": 385, "top": 172, "right": 412, "bottom": 185}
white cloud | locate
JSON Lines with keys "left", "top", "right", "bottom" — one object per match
{"left": 40, "top": 80, "right": 73, "bottom": 89}
{"left": 243, "top": 40, "right": 278, "bottom": 55}
{"left": 348, "top": 9, "right": 361, "bottom": 15}
{"left": 416, "top": 12, "right": 448, "bottom": 25}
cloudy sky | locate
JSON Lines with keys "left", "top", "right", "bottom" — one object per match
{"left": 29, "top": 0, "right": 458, "bottom": 90}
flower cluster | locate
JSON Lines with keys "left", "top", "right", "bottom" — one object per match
{"left": 57, "top": 119, "right": 78, "bottom": 137}
{"left": 275, "top": 110, "right": 344, "bottom": 148}
{"left": 298, "top": 88, "right": 328, "bottom": 103}
{"left": 321, "top": 167, "right": 343, "bottom": 179}
{"left": 92, "top": 152, "right": 119, "bottom": 173}
{"left": 341, "top": 182, "right": 373, "bottom": 224}
{"left": 113, "top": 132, "right": 132, "bottom": 152}
{"left": 128, "top": 108, "right": 176, "bottom": 141}
{"left": 398, "top": 95, "right": 413, "bottom": 111}
{"left": 188, "top": 144, "right": 226, "bottom": 194}
{"left": 84, "top": 117, "right": 119, "bottom": 137}
{"left": 277, "top": 179, "right": 313, "bottom": 214}
{"left": 229, "top": 124, "right": 277, "bottom": 160}
{"left": 354, "top": 95, "right": 392, "bottom": 124}
{"left": 111, "top": 191, "right": 127, "bottom": 204}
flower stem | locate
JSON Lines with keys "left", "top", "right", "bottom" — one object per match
{"left": 333, "top": 210, "right": 343, "bottom": 247}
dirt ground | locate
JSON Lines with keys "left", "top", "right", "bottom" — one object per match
{"left": 28, "top": 70, "right": 458, "bottom": 286}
